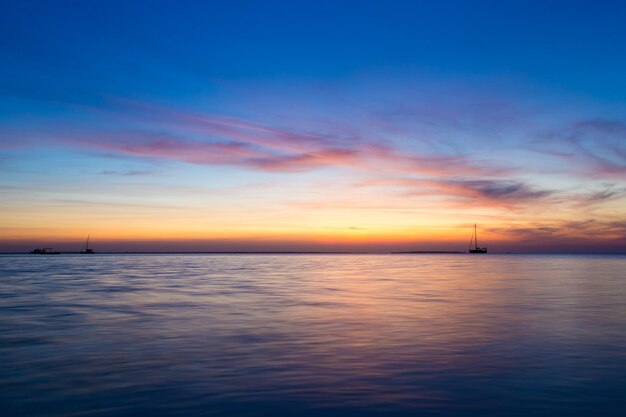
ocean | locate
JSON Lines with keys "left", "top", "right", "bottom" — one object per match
{"left": 1, "top": 254, "right": 625, "bottom": 416}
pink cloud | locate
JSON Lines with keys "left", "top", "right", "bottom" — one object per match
{"left": 88, "top": 99, "right": 510, "bottom": 176}
{"left": 12, "top": 99, "right": 509, "bottom": 178}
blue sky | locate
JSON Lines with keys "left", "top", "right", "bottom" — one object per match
{"left": 4, "top": 1, "right": 626, "bottom": 96}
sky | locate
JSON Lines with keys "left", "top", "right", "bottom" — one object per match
{"left": 1, "top": 0, "right": 626, "bottom": 253}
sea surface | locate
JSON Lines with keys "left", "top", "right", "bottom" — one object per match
{"left": 1, "top": 254, "right": 626, "bottom": 416}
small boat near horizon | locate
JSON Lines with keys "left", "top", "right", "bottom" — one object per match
{"left": 80, "top": 235, "right": 95, "bottom": 254}
{"left": 468, "top": 224, "right": 488, "bottom": 254}
{"left": 31, "top": 248, "right": 60, "bottom": 255}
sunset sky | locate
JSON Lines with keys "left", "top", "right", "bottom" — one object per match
{"left": 1, "top": 1, "right": 626, "bottom": 252}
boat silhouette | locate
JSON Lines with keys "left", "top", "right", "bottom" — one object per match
{"left": 468, "top": 224, "right": 487, "bottom": 253}
{"left": 80, "top": 235, "right": 95, "bottom": 254}
{"left": 31, "top": 248, "right": 60, "bottom": 255}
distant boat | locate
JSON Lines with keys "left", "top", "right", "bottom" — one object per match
{"left": 31, "top": 248, "right": 60, "bottom": 255}
{"left": 80, "top": 235, "right": 95, "bottom": 254}
{"left": 468, "top": 224, "right": 488, "bottom": 253}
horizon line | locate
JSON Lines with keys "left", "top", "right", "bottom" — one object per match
{"left": 3, "top": 251, "right": 625, "bottom": 255}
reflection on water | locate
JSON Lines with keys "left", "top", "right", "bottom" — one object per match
{"left": 1, "top": 254, "right": 626, "bottom": 416}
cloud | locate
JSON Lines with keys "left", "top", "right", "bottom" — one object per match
{"left": 245, "top": 148, "right": 360, "bottom": 172}
{"left": 114, "top": 99, "right": 347, "bottom": 153}
{"left": 586, "top": 189, "right": 623, "bottom": 201}
{"left": 491, "top": 218, "right": 626, "bottom": 243}
{"left": 126, "top": 102, "right": 511, "bottom": 176}
{"left": 447, "top": 179, "right": 552, "bottom": 201}
{"left": 358, "top": 177, "right": 553, "bottom": 208}
{"left": 573, "top": 185, "right": 626, "bottom": 207}
{"left": 536, "top": 118, "right": 626, "bottom": 179}
{"left": 9, "top": 98, "right": 509, "bottom": 178}
{"left": 367, "top": 92, "right": 532, "bottom": 139}
{"left": 78, "top": 130, "right": 360, "bottom": 173}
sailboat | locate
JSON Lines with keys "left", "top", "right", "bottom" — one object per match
{"left": 468, "top": 224, "right": 487, "bottom": 253}
{"left": 80, "top": 235, "right": 95, "bottom": 254}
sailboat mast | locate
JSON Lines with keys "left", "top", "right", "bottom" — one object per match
{"left": 474, "top": 224, "right": 478, "bottom": 250}
{"left": 86, "top": 235, "right": 90, "bottom": 250}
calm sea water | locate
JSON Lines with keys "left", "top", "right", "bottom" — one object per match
{"left": 1, "top": 254, "right": 626, "bottom": 416}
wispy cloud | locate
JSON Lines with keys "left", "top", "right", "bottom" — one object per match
{"left": 105, "top": 101, "right": 511, "bottom": 177}
{"left": 7, "top": 97, "right": 511, "bottom": 179}
{"left": 490, "top": 218, "right": 626, "bottom": 243}
{"left": 535, "top": 118, "right": 626, "bottom": 179}
{"left": 442, "top": 179, "right": 553, "bottom": 201}
{"left": 358, "top": 177, "right": 553, "bottom": 209}
{"left": 574, "top": 185, "right": 626, "bottom": 206}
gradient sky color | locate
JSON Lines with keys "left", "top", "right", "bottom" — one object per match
{"left": 1, "top": 1, "right": 626, "bottom": 252}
